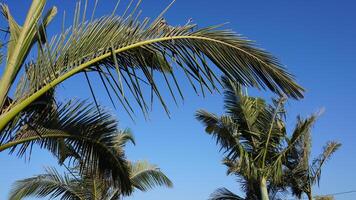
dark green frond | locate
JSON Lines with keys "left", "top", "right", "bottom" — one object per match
{"left": 208, "top": 188, "right": 244, "bottom": 200}
{"left": 196, "top": 110, "right": 238, "bottom": 151}
{"left": 4, "top": 100, "right": 133, "bottom": 195}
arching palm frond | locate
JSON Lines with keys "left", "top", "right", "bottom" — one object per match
{"left": 9, "top": 167, "right": 84, "bottom": 200}
{"left": 1, "top": 100, "right": 133, "bottom": 195}
{"left": 0, "top": 0, "right": 304, "bottom": 132}
{"left": 209, "top": 188, "right": 244, "bottom": 200}
{"left": 311, "top": 141, "right": 341, "bottom": 185}
{"left": 221, "top": 76, "right": 266, "bottom": 130}
{"left": 195, "top": 110, "right": 238, "bottom": 152}
{"left": 130, "top": 160, "right": 173, "bottom": 192}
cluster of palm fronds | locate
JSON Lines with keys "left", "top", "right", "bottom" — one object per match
{"left": 8, "top": 131, "right": 172, "bottom": 199}
{"left": 196, "top": 77, "right": 340, "bottom": 200}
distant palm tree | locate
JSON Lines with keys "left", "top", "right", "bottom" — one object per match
{"left": 286, "top": 119, "right": 340, "bottom": 200}
{"left": 9, "top": 160, "right": 172, "bottom": 200}
{"left": 196, "top": 77, "right": 316, "bottom": 200}
{"left": 0, "top": 0, "right": 304, "bottom": 136}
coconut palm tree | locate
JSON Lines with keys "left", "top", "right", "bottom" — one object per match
{"left": 286, "top": 119, "right": 341, "bottom": 200}
{"left": 8, "top": 126, "right": 172, "bottom": 200}
{"left": 195, "top": 77, "right": 314, "bottom": 200}
{"left": 9, "top": 160, "right": 172, "bottom": 200}
{"left": 0, "top": 0, "right": 304, "bottom": 136}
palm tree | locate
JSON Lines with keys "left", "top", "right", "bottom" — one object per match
{"left": 1, "top": 98, "right": 138, "bottom": 195}
{"left": 195, "top": 77, "right": 314, "bottom": 200}
{"left": 8, "top": 127, "right": 172, "bottom": 200}
{"left": 9, "top": 160, "right": 172, "bottom": 200}
{"left": 286, "top": 119, "right": 341, "bottom": 200}
{"left": 0, "top": 0, "right": 304, "bottom": 135}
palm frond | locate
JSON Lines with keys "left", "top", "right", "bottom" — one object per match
{"left": 0, "top": 0, "right": 304, "bottom": 132}
{"left": 208, "top": 188, "right": 244, "bottom": 200}
{"left": 1, "top": 100, "right": 133, "bottom": 195}
{"left": 130, "top": 160, "right": 172, "bottom": 192}
{"left": 311, "top": 141, "right": 341, "bottom": 185}
{"left": 0, "top": 1, "right": 56, "bottom": 109}
{"left": 9, "top": 167, "right": 84, "bottom": 200}
{"left": 195, "top": 110, "right": 238, "bottom": 151}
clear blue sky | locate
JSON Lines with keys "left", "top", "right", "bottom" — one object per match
{"left": 1, "top": 0, "right": 356, "bottom": 199}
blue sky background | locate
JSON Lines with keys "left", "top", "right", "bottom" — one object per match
{"left": 1, "top": 0, "right": 356, "bottom": 199}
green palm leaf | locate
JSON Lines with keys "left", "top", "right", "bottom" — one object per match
{"left": 311, "top": 141, "right": 341, "bottom": 185}
{"left": 208, "top": 188, "right": 244, "bottom": 200}
{"left": 0, "top": 1, "right": 56, "bottom": 109}
{"left": 130, "top": 160, "right": 173, "bottom": 191}
{"left": 9, "top": 167, "right": 85, "bottom": 200}
{"left": 0, "top": 100, "right": 133, "bottom": 195}
{"left": 0, "top": 0, "right": 303, "bottom": 132}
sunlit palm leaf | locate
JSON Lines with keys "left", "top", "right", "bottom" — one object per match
{"left": 9, "top": 167, "right": 85, "bottom": 200}
{"left": 0, "top": 0, "right": 304, "bottom": 132}
{"left": 0, "top": 1, "right": 56, "bottom": 109}
{"left": 130, "top": 160, "right": 173, "bottom": 191}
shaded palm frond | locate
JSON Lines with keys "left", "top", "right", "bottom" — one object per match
{"left": 130, "top": 160, "right": 173, "bottom": 192}
{"left": 222, "top": 76, "right": 266, "bottom": 130}
{"left": 195, "top": 110, "right": 238, "bottom": 151}
{"left": 2, "top": 100, "right": 133, "bottom": 195}
{"left": 208, "top": 188, "right": 244, "bottom": 200}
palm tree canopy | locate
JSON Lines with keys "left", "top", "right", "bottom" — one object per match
{"left": 9, "top": 127, "right": 171, "bottom": 200}
{"left": 195, "top": 77, "right": 318, "bottom": 199}
{"left": 0, "top": 0, "right": 304, "bottom": 133}
{"left": 0, "top": 98, "right": 135, "bottom": 195}
{"left": 9, "top": 160, "right": 172, "bottom": 200}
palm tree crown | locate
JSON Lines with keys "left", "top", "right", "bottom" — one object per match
{"left": 9, "top": 160, "right": 172, "bottom": 200}
{"left": 196, "top": 77, "right": 331, "bottom": 200}
{"left": 9, "top": 130, "right": 172, "bottom": 200}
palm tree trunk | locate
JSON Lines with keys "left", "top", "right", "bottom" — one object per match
{"left": 307, "top": 192, "right": 313, "bottom": 200}
{"left": 260, "top": 177, "right": 269, "bottom": 200}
